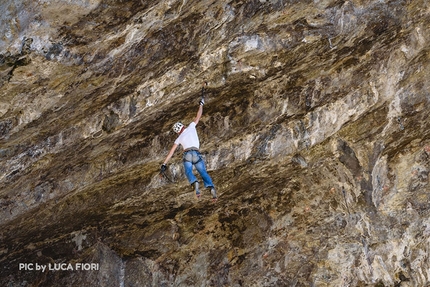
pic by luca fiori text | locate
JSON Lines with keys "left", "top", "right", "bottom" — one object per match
{"left": 19, "top": 263, "right": 99, "bottom": 272}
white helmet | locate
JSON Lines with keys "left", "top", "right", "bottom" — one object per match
{"left": 172, "top": 122, "right": 184, "bottom": 133}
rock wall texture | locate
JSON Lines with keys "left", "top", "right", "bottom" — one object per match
{"left": 0, "top": 0, "right": 429, "bottom": 286}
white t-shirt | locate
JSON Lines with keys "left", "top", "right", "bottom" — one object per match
{"left": 174, "top": 122, "right": 200, "bottom": 150}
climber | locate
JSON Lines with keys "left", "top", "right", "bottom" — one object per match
{"left": 160, "top": 91, "right": 217, "bottom": 201}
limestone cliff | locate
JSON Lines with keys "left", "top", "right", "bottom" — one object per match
{"left": 0, "top": 0, "right": 429, "bottom": 286}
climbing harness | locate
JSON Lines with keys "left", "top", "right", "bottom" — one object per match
{"left": 183, "top": 149, "right": 203, "bottom": 164}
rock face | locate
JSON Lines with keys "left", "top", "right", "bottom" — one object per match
{"left": 0, "top": 0, "right": 429, "bottom": 286}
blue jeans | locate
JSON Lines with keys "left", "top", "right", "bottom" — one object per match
{"left": 183, "top": 150, "right": 214, "bottom": 188}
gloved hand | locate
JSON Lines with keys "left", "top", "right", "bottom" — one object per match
{"left": 199, "top": 97, "right": 205, "bottom": 106}
{"left": 160, "top": 164, "right": 167, "bottom": 172}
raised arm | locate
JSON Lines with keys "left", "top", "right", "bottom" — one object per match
{"left": 194, "top": 83, "right": 206, "bottom": 125}
{"left": 193, "top": 104, "right": 203, "bottom": 125}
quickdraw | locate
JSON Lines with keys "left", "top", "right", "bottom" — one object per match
{"left": 159, "top": 170, "right": 175, "bottom": 183}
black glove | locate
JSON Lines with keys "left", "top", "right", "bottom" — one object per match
{"left": 160, "top": 164, "right": 167, "bottom": 172}
{"left": 199, "top": 97, "right": 205, "bottom": 106}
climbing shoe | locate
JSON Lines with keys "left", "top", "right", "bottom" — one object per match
{"left": 210, "top": 187, "right": 217, "bottom": 202}
{"left": 193, "top": 181, "right": 201, "bottom": 198}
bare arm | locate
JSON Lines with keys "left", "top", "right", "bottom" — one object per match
{"left": 193, "top": 104, "right": 203, "bottom": 125}
{"left": 163, "top": 143, "right": 178, "bottom": 165}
